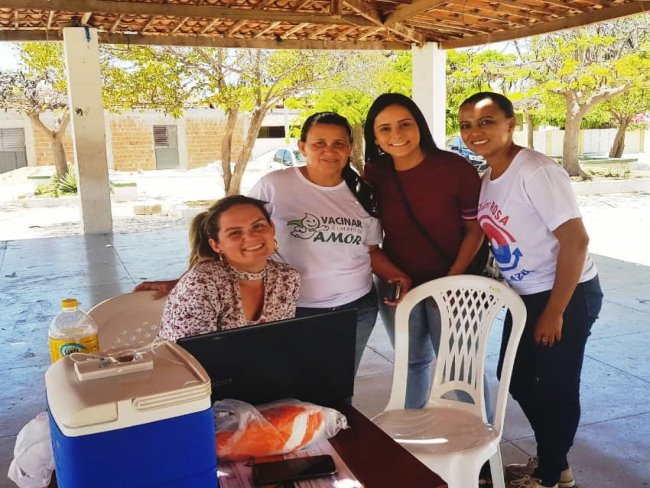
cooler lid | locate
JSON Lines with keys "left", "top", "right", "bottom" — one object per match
{"left": 45, "top": 341, "right": 211, "bottom": 431}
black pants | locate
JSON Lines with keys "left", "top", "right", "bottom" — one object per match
{"left": 499, "top": 276, "right": 603, "bottom": 486}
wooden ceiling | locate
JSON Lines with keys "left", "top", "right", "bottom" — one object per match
{"left": 0, "top": 0, "right": 647, "bottom": 51}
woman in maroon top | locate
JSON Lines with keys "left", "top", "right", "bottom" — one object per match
{"left": 364, "top": 93, "right": 484, "bottom": 408}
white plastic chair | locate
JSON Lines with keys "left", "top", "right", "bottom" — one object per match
{"left": 88, "top": 291, "right": 166, "bottom": 352}
{"left": 372, "top": 275, "right": 526, "bottom": 488}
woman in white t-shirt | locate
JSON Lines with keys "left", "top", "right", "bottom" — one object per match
{"left": 138, "top": 113, "right": 405, "bottom": 373}
{"left": 250, "top": 112, "right": 405, "bottom": 373}
{"left": 458, "top": 92, "right": 603, "bottom": 488}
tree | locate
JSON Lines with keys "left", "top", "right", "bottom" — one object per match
{"left": 101, "top": 45, "right": 190, "bottom": 117}
{"left": 603, "top": 86, "right": 650, "bottom": 157}
{"left": 113, "top": 47, "right": 347, "bottom": 194}
{"left": 290, "top": 51, "right": 400, "bottom": 171}
{"left": 525, "top": 17, "right": 650, "bottom": 177}
{"left": 446, "top": 48, "right": 517, "bottom": 133}
{"left": 0, "top": 43, "right": 70, "bottom": 177}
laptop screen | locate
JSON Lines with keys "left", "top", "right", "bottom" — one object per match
{"left": 177, "top": 309, "right": 357, "bottom": 406}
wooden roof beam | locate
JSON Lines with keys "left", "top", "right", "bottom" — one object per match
{"left": 141, "top": 16, "right": 158, "bottom": 33}
{"left": 103, "top": 32, "right": 409, "bottom": 50}
{"left": 384, "top": 0, "right": 446, "bottom": 27}
{"left": 441, "top": 1, "right": 649, "bottom": 49}
{"left": 0, "top": 29, "right": 410, "bottom": 50}
{"left": 358, "top": 26, "right": 383, "bottom": 40}
{"left": 408, "top": 19, "right": 481, "bottom": 35}
{"left": 436, "top": 6, "right": 532, "bottom": 26}
{"left": 342, "top": 0, "right": 425, "bottom": 44}
{"left": 170, "top": 17, "right": 189, "bottom": 35}
{"left": 281, "top": 23, "right": 310, "bottom": 38}
{"left": 335, "top": 25, "right": 357, "bottom": 40}
{"left": 456, "top": 0, "right": 553, "bottom": 18}
{"left": 227, "top": 19, "right": 247, "bottom": 36}
{"left": 254, "top": 21, "right": 281, "bottom": 38}
{"left": 1, "top": 0, "right": 374, "bottom": 27}
{"left": 309, "top": 25, "right": 333, "bottom": 39}
{"left": 110, "top": 14, "right": 123, "bottom": 33}
{"left": 447, "top": 0, "right": 548, "bottom": 21}
{"left": 541, "top": 0, "right": 587, "bottom": 12}
{"left": 200, "top": 18, "right": 219, "bottom": 35}
{"left": 331, "top": 0, "right": 341, "bottom": 16}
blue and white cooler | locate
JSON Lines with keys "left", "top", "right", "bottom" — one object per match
{"left": 45, "top": 341, "right": 217, "bottom": 488}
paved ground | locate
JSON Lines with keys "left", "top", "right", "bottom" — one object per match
{"left": 0, "top": 160, "right": 649, "bottom": 487}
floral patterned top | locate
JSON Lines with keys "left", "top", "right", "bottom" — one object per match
{"left": 159, "top": 259, "right": 301, "bottom": 341}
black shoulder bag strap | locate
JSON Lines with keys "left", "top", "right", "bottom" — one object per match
{"left": 390, "top": 164, "right": 454, "bottom": 267}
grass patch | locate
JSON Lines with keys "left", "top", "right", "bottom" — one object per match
{"left": 585, "top": 168, "right": 631, "bottom": 179}
{"left": 184, "top": 200, "right": 216, "bottom": 208}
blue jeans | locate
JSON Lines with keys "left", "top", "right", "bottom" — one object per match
{"left": 377, "top": 278, "right": 495, "bottom": 418}
{"left": 499, "top": 275, "right": 603, "bottom": 487}
{"left": 296, "top": 287, "right": 379, "bottom": 375}
{"left": 377, "top": 278, "right": 440, "bottom": 409}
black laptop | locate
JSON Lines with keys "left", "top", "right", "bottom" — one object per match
{"left": 177, "top": 309, "right": 357, "bottom": 406}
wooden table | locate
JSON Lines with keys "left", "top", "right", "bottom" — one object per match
{"left": 331, "top": 404, "right": 447, "bottom": 488}
{"left": 49, "top": 405, "right": 446, "bottom": 488}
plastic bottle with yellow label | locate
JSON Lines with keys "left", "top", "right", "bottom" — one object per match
{"left": 49, "top": 298, "right": 99, "bottom": 362}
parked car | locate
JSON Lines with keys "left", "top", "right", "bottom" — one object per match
{"left": 448, "top": 135, "right": 486, "bottom": 171}
{"left": 272, "top": 147, "right": 306, "bottom": 167}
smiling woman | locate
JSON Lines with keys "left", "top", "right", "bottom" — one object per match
{"left": 458, "top": 92, "right": 603, "bottom": 488}
{"left": 363, "top": 93, "right": 485, "bottom": 409}
{"left": 157, "top": 195, "right": 301, "bottom": 341}
{"left": 249, "top": 112, "right": 395, "bottom": 375}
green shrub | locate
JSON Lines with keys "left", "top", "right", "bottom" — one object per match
{"left": 58, "top": 169, "right": 78, "bottom": 194}
{"left": 34, "top": 164, "right": 78, "bottom": 197}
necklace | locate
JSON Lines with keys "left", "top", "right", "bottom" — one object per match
{"left": 230, "top": 264, "right": 267, "bottom": 281}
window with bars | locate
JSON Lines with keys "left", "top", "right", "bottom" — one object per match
{"left": 153, "top": 125, "right": 168, "bottom": 147}
{"left": 0, "top": 128, "right": 26, "bottom": 151}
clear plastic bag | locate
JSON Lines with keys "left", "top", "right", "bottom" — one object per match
{"left": 7, "top": 411, "right": 54, "bottom": 488}
{"left": 214, "top": 399, "right": 348, "bottom": 461}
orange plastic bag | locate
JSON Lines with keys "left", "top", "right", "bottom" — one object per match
{"left": 214, "top": 399, "right": 348, "bottom": 461}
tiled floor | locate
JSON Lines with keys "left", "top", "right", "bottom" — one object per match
{"left": 1, "top": 227, "right": 649, "bottom": 487}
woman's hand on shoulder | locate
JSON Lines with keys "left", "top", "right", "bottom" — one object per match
{"left": 134, "top": 279, "right": 179, "bottom": 299}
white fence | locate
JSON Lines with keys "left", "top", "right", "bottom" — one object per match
{"left": 513, "top": 128, "right": 647, "bottom": 157}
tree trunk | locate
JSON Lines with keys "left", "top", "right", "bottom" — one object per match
{"left": 351, "top": 124, "right": 364, "bottom": 173}
{"left": 220, "top": 107, "right": 239, "bottom": 193}
{"left": 562, "top": 96, "right": 589, "bottom": 178}
{"left": 525, "top": 113, "right": 534, "bottom": 149}
{"left": 29, "top": 111, "right": 70, "bottom": 177}
{"left": 560, "top": 85, "right": 632, "bottom": 179}
{"left": 609, "top": 118, "right": 630, "bottom": 158}
{"left": 229, "top": 107, "right": 267, "bottom": 195}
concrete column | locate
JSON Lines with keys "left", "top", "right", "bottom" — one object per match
{"left": 63, "top": 27, "right": 112, "bottom": 234}
{"left": 412, "top": 43, "right": 447, "bottom": 149}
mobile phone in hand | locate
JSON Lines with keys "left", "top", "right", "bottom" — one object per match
{"left": 252, "top": 455, "right": 337, "bottom": 485}
{"left": 387, "top": 282, "right": 402, "bottom": 301}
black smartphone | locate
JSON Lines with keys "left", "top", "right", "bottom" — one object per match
{"left": 251, "top": 454, "right": 337, "bottom": 485}
{"left": 387, "top": 282, "right": 402, "bottom": 301}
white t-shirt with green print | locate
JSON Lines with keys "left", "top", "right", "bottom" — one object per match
{"left": 250, "top": 167, "right": 382, "bottom": 307}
